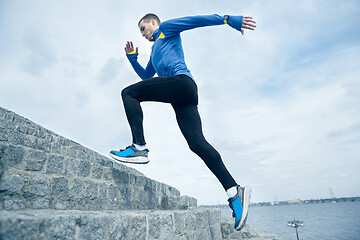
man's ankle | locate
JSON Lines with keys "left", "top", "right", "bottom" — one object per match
{"left": 133, "top": 143, "right": 147, "bottom": 150}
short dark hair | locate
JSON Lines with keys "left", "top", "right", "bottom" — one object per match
{"left": 138, "top": 13, "right": 161, "bottom": 26}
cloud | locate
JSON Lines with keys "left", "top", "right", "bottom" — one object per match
{"left": 20, "top": 22, "right": 58, "bottom": 77}
{"left": 98, "top": 57, "right": 122, "bottom": 84}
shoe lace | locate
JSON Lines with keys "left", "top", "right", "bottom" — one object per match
{"left": 119, "top": 145, "right": 132, "bottom": 151}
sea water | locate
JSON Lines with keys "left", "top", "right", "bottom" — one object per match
{"left": 221, "top": 201, "right": 360, "bottom": 240}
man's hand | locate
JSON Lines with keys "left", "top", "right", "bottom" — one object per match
{"left": 240, "top": 17, "right": 256, "bottom": 35}
{"left": 125, "top": 41, "right": 138, "bottom": 54}
{"left": 227, "top": 15, "right": 257, "bottom": 35}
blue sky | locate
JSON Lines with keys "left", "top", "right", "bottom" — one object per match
{"left": 1, "top": 0, "right": 360, "bottom": 205}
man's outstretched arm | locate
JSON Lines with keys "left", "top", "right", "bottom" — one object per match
{"left": 160, "top": 14, "right": 256, "bottom": 37}
{"left": 125, "top": 41, "right": 156, "bottom": 80}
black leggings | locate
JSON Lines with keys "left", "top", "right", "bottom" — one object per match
{"left": 121, "top": 74, "right": 237, "bottom": 190}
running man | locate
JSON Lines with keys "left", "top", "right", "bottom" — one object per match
{"left": 110, "top": 14, "right": 256, "bottom": 231}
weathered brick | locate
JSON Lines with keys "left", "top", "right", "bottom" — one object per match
{"left": 173, "top": 212, "right": 186, "bottom": 235}
{"left": 64, "top": 157, "right": 79, "bottom": 177}
{"left": 112, "top": 170, "right": 130, "bottom": 184}
{"left": 35, "top": 138, "right": 51, "bottom": 152}
{"left": 128, "top": 215, "right": 147, "bottom": 240}
{"left": 45, "top": 216, "right": 76, "bottom": 239}
{"left": 69, "top": 178, "right": 86, "bottom": 198}
{"left": 46, "top": 155, "right": 65, "bottom": 174}
{"left": 108, "top": 215, "right": 129, "bottom": 240}
{"left": 6, "top": 133, "right": 25, "bottom": 146}
{"left": 135, "top": 175, "right": 147, "bottom": 189}
{"left": 31, "top": 197, "right": 49, "bottom": 209}
{"left": 148, "top": 212, "right": 173, "bottom": 239}
{"left": 1, "top": 218, "right": 44, "bottom": 239}
{"left": 0, "top": 106, "right": 6, "bottom": 118}
{"left": 77, "top": 216, "right": 107, "bottom": 240}
{"left": 50, "top": 136, "right": 64, "bottom": 154}
{"left": 0, "top": 172, "right": 25, "bottom": 193}
{"left": 22, "top": 135, "right": 37, "bottom": 148}
{"left": 107, "top": 184, "right": 120, "bottom": 202}
{"left": 0, "top": 127, "right": 8, "bottom": 141}
{"left": 4, "top": 199, "right": 26, "bottom": 210}
{"left": 73, "top": 198, "right": 87, "bottom": 210}
{"left": 25, "top": 149, "right": 47, "bottom": 171}
{"left": 50, "top": 177, "right": 69, "bottom": 199}
{"left": 27, "top": 174, "right": 48, "bottom": 197}
{"left": 101, "top": 168, "right": 111, "bottom": 182}
{"left": 90, "top": 163, "right": 103, "bottom": 179}
{"left": 85, "top": 180, "right": 98, "bottom": 198}
{"left": 97, "top": 183, "right": 108, "bottom": 199}
{"left": 78, "top": 161, "right": 90, "bottom": 177}
{"left": 0, "top": 144, "right": 25, "bottom": 167}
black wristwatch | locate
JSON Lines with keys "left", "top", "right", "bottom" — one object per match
{"left": 223, "top": 15, "right": 229, "bottom": 24}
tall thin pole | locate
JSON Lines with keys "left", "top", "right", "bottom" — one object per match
{"left": 288, "top": 219, "right": 303, "bottom": 240}
{"left": 295, "top": 227, "right": 299, "bottom": 240}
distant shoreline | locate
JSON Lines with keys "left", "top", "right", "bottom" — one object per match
{"left": 201, "top": 196, "right": 360, "bottom": 208}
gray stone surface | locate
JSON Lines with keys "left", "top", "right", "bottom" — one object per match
{"left": 221, "top": 217, "right": 284, "bottom": 240}
{"left": 0, "top": 209, "right": 223, "bottom": 240}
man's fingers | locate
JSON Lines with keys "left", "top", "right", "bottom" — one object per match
{"left": 244, "top": 20, "right": 256, "bottom": 25}
{"left": 242, "top": 16, "right": 257, "bottom": 32}
{"left": 242, "top": 26, "right": 256, "bottom": 31}
{"left": 243, "top": 21, "right": 256, "bottom": 28}
{"left": 243, "top": 16, "right": 257, "bottom": 28}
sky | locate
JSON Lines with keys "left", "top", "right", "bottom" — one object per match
{"left": 1, "top": 0, "right": 360, "bottom": 205}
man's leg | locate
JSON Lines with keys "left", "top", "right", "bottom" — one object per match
{"left": 172, "top": 103, "right": 251, "bottom": 231}
{"left": 172, "top": 104, "right": 237, "bottom": 190}
{"left": 110, "top": 75, "right": 198, "bottom": 163}
{"left": 121, "top": 75, "right": 198, "bottom": 146}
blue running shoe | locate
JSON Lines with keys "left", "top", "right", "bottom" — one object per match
{"left": 228, "top": 185, "right": 251, "bottom": 231}
{"left": 109, "top": 145, "right": 149, "bottom": 164}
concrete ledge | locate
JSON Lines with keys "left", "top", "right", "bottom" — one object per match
{"left": 0, "top": 208, "right": 222, "bottom": 240}
{"left": 221, "top": 217, "right": 284, "bottom": 240}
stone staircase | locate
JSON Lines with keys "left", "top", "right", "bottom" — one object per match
{"left": 0, "top": 106, "right": 283, "bottom": 240}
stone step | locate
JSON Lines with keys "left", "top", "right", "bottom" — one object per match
{"left": 0, "top": 106, "right": 196, "bottom": 211}
{"left": 0, "top": 208, "right": 222, "bottom": 240}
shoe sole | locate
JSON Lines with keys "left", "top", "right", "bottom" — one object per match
{"left": 236, "top": 186, "right": 251, "bottom": 231}
{"left": 109, "top": 152, "right": 149, "bottom": 164}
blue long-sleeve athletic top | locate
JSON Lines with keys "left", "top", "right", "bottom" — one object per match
{"left": 126, "top": 14, "right": 243, "bottom": 81}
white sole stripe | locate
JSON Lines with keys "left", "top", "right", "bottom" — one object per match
{"left": 237, "top": 186, "right": 251, "bottom": 230}
{"left": 109, "top": 153, "right": 149, "bottom": 164}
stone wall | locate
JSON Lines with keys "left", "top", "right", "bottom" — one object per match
{"left": 0, "top": 106, "right": 282, "bottom": 240}
{"left": 0, "top": 106, "right": 195, "bottom": 212}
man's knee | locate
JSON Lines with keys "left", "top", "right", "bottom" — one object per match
{"left": 188, "top": 139, "right": 207, "bottom": 155}
{"left": 121, "top": 86, "right": 134, "bottom": 100}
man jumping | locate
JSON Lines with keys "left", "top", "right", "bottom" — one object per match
{"left": 110, "top": 13, "right": 256, "bottom": 231}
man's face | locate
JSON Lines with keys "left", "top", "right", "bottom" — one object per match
{"left": 139, "top": 19, "right": 158, "bottom": 41}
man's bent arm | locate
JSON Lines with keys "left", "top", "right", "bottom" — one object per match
{"left": 127, "top": 53, "right": 156, "bottom": 80}
{"left": 160, "top": 14, "right": 242, "bottom": 37}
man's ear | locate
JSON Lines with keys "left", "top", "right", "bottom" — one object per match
{"left": 151, "top": 19, "right": 156, "bottom": 26}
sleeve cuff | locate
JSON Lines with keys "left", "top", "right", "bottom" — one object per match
{"left": 223, "top": 15, "right": 229, "bottom": 24}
